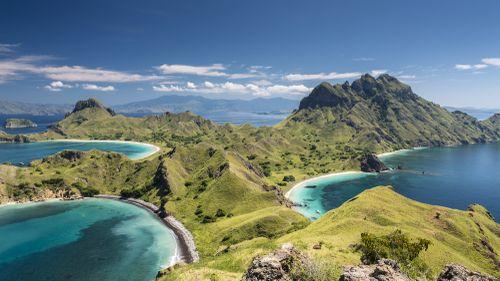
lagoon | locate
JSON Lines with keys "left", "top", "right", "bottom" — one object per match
{"left": 288, "top": 143, "right": 500, "bottom": 220}
{"left": 0, "top": 198, "right": 178, "bottom": 281}
{"left": 0, "top": 140, "right": 158, "bottom": 165}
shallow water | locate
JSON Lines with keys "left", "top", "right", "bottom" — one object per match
{"left": 0, "top": 199, "right": 177, "bottom": 281}
{"left": 289, "top": 143, "right": 500, "bottom": 220}
{"left": 0, "top": 141, "right": 156, "bottom": 165}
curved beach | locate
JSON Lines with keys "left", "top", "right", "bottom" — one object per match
{"left": 94, "top": 195, "right": 199, "bottom": 267}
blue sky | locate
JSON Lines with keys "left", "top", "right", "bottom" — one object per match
{"left": 0, "top": 0, "right": 499, "bottom": 107}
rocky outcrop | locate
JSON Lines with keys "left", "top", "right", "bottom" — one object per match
{"left": 437, "top": 264, "right": 495, "bottom": 281}
{"left": 0, "top": 132, "right": 30, "bottom": 143}
{"left": 340, "top": 259, "right": 411, "bottom": 281}
{"left": 243, "top": 243, "right": 310, "bottom": 281}
{"left": 360, "top": 154, "right": 388, "bottom": 173}
{"left": 57, "top": 150, "right": 86, "bottom": 161}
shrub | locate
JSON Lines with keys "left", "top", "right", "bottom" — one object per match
{"left": 282, "top": 175, "right": 296, "bottom": 182}
{"left": 215, "top": 208, "right": 226, "bottom": 217}
{"left": 358, "top": 229, "right": 432, "bottom": 279}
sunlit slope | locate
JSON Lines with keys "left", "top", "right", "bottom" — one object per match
{"left": 280, "top": 186, "right": 499, "bottom": 278}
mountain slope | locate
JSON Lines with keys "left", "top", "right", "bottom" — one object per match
{"left": 281, "top": 74, "right": 500, "bottom": 153}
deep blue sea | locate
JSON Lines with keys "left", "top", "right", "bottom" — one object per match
{"left": 0, "top": 199, "right": 177, "bottom": 281}
{"left": 0, "top": 141, "right": 157, "bottom": 165}
{"left": 288, "top": 143, "right": 500, "bottom": 220}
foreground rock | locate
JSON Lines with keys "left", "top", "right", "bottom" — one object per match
{"left": 340, "top": 259, "right": 411, "bottom": 281}
{"left": 437, "top": 264, "right": 496, "bottom": 281}
{"left": 360, "top": 154, "right": 389, "bottom": 173}
{"left": 243, "top": 243, "right": 310, "bottom": 281}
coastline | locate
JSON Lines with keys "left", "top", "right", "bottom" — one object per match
{"left": 284, "top": 147, "right": 426, "bottom": 206}
{"left": 43, "top": 139, "right": 161, "bottom": 160}
{"left": 94, "top": 195, "right": 199, "bottom": 268}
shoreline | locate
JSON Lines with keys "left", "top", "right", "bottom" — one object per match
{"left": 94, "top": 195, "right": 199, "bottom": 268}
{"left": 43, "top": 139, "right": 161, "bottom": 160}
{"left": 284, "top": 147, "right": 426, "bottom": 206}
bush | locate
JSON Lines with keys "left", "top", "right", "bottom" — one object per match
{"left": 358, "top": 229, "right": 432, "bottom": 279}
{"left": 215, "top": 208, "right": 226, "bottom": 217}
{"left": 201, "top": 215, "right": 215, "bottom": 223}
{"left": 282, "top": 175, "right": 296, "bottom": 182}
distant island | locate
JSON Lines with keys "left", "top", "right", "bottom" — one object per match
{"left": 3, "top": 118, "right": 37, "bottom": 129}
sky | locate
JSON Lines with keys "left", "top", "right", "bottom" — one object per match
{"left": 0, "top": 0, "right": 499, "bottom": 107}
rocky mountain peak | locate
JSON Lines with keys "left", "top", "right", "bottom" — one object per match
{"left": 71, "top": 98, "right": 116, "bottom": 116}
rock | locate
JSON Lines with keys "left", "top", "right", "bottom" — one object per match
{"left": 360, "top": 154, "right": 389, "bottom": 173}
{"left": 437, "top": 264, "right": 496, "bottom": 281}
{"left": 312, "top": 243, "right": 322, "bottom": 250}
{"left": 340, "top": 259, "right": 412, "bottom": 281}
{"left": 243, "top": 243, "right": 310, "bottom": 281}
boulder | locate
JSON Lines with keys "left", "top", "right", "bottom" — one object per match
{"left": 360, "top": 154, "right": 389, "bottom": 173}
{"left": 340, "top": 259, "right": 412, "bottom": 281}
{"left": 243, "top": 243, "right": 310, "bottom": 281}
{"left": 437, "top": 264, "right": 495, "bottom": 281}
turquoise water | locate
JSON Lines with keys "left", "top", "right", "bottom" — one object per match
{"left": 289, "top": 143, "right": 500, "bottom": 220}
{"left": 0, "top": 199, "right": 177, "bottom": 281}
{"left": 0, "top": 140, "right": 157, "bottom": 165}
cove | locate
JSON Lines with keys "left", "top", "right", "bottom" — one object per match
{"left": 0, "top": 198, "right": 178, "bottom": 281}
{"left": 0, "top": 140, "right": 159, "bottom": 165}
{"left": 287, "top": 143, "right": 500, "bottom": 221}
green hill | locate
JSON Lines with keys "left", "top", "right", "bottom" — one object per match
{"left": 283, "top": 74, "right": 499, "bottom": 153}
{"left": 1, "top": 75, "right": 499, "bottom": 280}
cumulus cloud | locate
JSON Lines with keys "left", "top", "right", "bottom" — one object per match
{"left": 82, "top": 84, "right": 116, "bottom": 92}
{"left": 482, "top": 58, "right": 500, "bottom": 67}
{"left": 283, "top": 71, "right": 362, "bottom": 81}
{"left": 152, "top": 81, "right": 311, "bottom": 97}
{"left": 44, "top": 81, "right": 73, "bottom": 91}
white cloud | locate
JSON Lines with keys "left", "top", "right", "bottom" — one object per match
{"left": 0, "top": 56, "right": 160, "bottom": 83}
{"left": 455, "top": 63, "right": 489, "bottom": 70}
{"left": 38, "top": 65, "right": 160, "bottom": 82}
{"left": 455, "top": 64, "right": 472, "bottom": 70}
{"left": 186, "top": 81, "right": 197, "bottom": 89}
{"left": 157, "top": 64, "right": 227, "bottom": 77}
{"left": 284, "top": 71, "right": 362, "bottom": 81}
{"left": 44, "top": 81, "right": 73, "bottom": 91}
{"left": 204, "top": 81, "right": 215, "bottom": 88}
{"left": 82, "top": 84, "right": 116, "bottom": 92}
{"left": 482, "top": 58, "right": 500, "bottom": 67}
{"left": 153, "top": 81, "right": 311, "bottom": 97}
{"left": 152, "top": 85, "right": 186, "bottom": 92}
{"left": 266, "top": 84, "right": 311, "bottom": 95}
{"left": 370, "top": 69, "right": 387, "bottom": 76}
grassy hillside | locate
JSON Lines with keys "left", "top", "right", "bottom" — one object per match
{"left": 160, "top": 186, "right": 499, "bottom": 280}
{"left": 1, "top": 76, "right": 499, "bottom": 280}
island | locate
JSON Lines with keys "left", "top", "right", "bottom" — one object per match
{"left": 3, "top": 118, "right": 37, "bottom": 129}
{"left": 1, "top": 75, "right": 499, "bottom": 280}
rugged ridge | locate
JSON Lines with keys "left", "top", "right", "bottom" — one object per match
{"left": 289, "top": 74, "right": 500, "bottom": 151}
